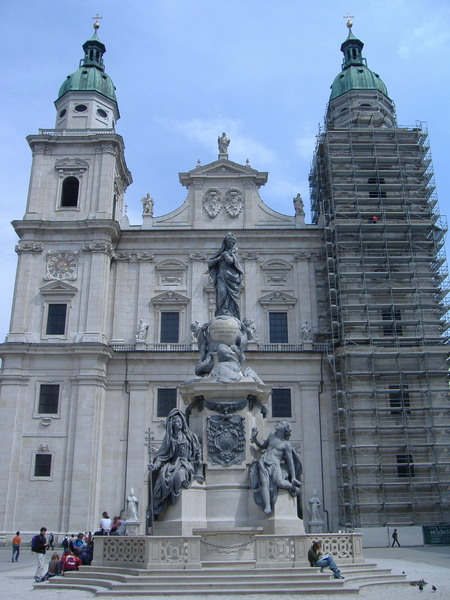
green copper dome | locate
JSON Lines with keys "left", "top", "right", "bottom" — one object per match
{"left": 330, "top": 27, "right": 389, "bottom": 100}
{"left": 57, "top": 27, "right": 117, "bottom": 104}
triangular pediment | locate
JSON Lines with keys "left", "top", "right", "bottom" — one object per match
{"left": 55, "top": 157, "right": 89, "bottom": 172}
{"left": 259, "top": 291, "right": 297, "bottom": 306}
{"left": 40, "top": 280, "right": 78, "bottom": 296}
{"left": 179, "top": 158, "right": 267, "bottom": 188}
{"left": 151, "top": 291, "right": 190, "bottom": 306}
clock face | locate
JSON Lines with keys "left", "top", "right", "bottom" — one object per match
{"left": 46, "top": 252, "right": 77, "bottom": 280}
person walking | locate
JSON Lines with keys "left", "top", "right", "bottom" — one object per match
{"left": 31, "top": 527, "right": 48, "bottom": 582}
{"left": 391, "top": 528, "right": 401, "bottom": 547}
{"left": 11, "top": 531, "right": 21, "bottom": 562}
{"left": 48, "top": 532, "right": 54, "bottom": 550}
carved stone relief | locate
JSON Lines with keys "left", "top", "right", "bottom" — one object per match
{"left": 261, "top": 260, "right": 292, "bottom": 287}
{"left": 103, "top": 538, "right": 146, "bottom": 563}
{"left": 15, "top": 242, "right": 44, "bottom": 254}
{"left": 82, "top": 241, "right": 113, "bottom": 254}
{"left": 203, "top": 188, "right": 222, "bottom": 218}
{"left": 202, "top": 187, "right": 244, "bottom": 219}
{"left": 224, "top": 188, "right": 244, "bottom": 217}
{"left": 207, "top": 415, "right": 245, "bottom": 466}
{"left": 155, "top": 262, "right": 187, "bottom": 287}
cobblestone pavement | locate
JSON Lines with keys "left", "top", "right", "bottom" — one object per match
{"left": 0, "top": 546, "right": 448, "bottom": 599}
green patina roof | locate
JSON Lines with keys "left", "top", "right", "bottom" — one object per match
{"left": 330, "top": 26, "right": 389, "bottom": 100}
{"left": 57, "top": 27, "right": 117, "bottom": 103}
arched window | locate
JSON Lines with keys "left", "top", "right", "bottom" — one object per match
{"left": 61, "top": 176, "right": 79, "bottom": 207}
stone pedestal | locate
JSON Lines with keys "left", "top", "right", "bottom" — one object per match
{"left": 153, "top": 482, "right": 207, "bottom": 536}
{"left": 251, "top": 490, "right": 305, "bottom": 535}
{"left": 308, "top": 520, "right": 325, "bottom": 533}
{"left": 177, "top": 379, "right": 305, "bottom": 538}
{"left": 125, "top": 520, "right": 141, "bottom": 536}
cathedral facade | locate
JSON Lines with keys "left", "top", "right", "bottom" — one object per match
{"left": 0, "top": 21, "right": 448, "bottom": 535}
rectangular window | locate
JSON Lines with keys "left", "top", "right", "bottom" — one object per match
{"left": 382, "top": 308, "right": 402, "bottom": 336}
{"left": 38, "top": 384, "right": 60, "bottom": 414}
{"left": 269, "top": 312, "right": 288, "bottom": 343}
{"left": 389, "top": 386, "right": 410, "bottom": 415}
{"left": 46, "top": 304, "right": 67, "bottom": 335}
{"left": 157, "top": 388, "right": 177, "bottom": 417}
{"left": 397, "top": 454, "right": 415, "bottom": 478}
{"left": 34, "top": 454, "right": 52, "bottom": 477}
{"left": 160, "top": 312, "right": 179, "bottom": 343}
{"left": 272, "top": 388, "right": 292, "bottom": 418}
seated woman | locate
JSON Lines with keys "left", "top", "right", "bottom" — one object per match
{"left": 150, "top": 409, "right": 202, "bottom": 515}
{"left": 60, "top": 549, "right": 82, "bottom": 573}
{"left": 308, "top": 541, "right": 344, "bottom": 579}
{"left": 41, "top": 552, "right": 61, "bottom": 581}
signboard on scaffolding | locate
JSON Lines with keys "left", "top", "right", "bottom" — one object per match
{"left": 423, "top": 525, "right": 450, "bottom": 545}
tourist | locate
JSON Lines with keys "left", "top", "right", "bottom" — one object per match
{"left": 72, "top": 532, "right": 86, "bottom": 555}
{"left": 308, "top": 541, "right": 344, "bottom": 579}
{"left": 110, "top": 516, "right": 127, "bottom": 535}
{"left": 98, "top": 511, "right": 112, "bottom": 535}
{"left": 11, "top": 530, "right": 21, "bottom": 562}
{"left": 60, "top": 549, "right": 82, "bottom": 573}
{"left": 391, "top": 528, "right": 401, "bottom": 547}
{"left": 31, "top": 527, "right": 48, "bottom": 583}
{"left": 41, "top": 552, "right": 61, "bottom": 580}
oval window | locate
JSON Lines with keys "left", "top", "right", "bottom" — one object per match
{"left": 59, "top": 109, "right": 67, "bottom": 118}
{"left": 74, "top": 104, "right": 88, "bottom": 113}
{"left": 97, "top": 108, "right": 108, "bottom": 118}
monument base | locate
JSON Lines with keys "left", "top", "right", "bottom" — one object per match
{"left": 251, "top": 490, "right": 305, "bottom": 536}
{"left": 92, "top": 532, "right": 364, "bottom": 569}
{"left": 153, "top": 481, "right": 207, "bottom": 536}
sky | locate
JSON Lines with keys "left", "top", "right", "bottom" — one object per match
{"left": 1, "top": 0, "right": 450, "bottom": 341}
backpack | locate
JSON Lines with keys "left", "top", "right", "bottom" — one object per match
{"left": 64, "top": 554, "right": 78, "bottom": 571}
{"left": 31, "top": 535, "right": 41, "bottom": 552}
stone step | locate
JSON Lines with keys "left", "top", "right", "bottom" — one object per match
{"left": 81, "top": 561, "right": 379, "bottom": 576}
{"left": 66, "top": 568, "right": 393, "bottom": 584}
{"left": 66, "top": 572, "right": 336, "bottom": 585}
{"left": 39, "top": 582, "right": 361, "bottom": 596}
{"left": 36, "top": 563, "right": 407, "bottom": 596}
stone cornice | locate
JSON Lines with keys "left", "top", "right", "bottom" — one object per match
{"left": 12, "top": 219, "right": 121, "bottom": 242}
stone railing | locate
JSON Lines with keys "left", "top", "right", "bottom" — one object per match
{"left": 92, "top": 533, "right": 362, "bottom": 569}
{"left": 38, "top": 128, "right": 116, "bottom": 137}
{"left": 111, "top": 342, "right": 331, "bottom": 353}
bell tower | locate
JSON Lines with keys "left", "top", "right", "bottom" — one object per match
{"left": 9, "top": 21, "right": 131, "bottom": 346}
{"left": 23, "top": 19, "right": 131, "bottom": 224}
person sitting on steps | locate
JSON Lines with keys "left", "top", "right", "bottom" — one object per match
{"left": 308, "top": 541, "right": 344, "bottom": 579}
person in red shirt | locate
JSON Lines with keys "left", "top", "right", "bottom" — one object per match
{"left": 60, "top": 549, "right": 82, "bottom": 573}
{"left": 11, "top": 531, "right": 21, "bottom": 562}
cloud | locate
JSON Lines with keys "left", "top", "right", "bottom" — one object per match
{"left": 397, "top": 17, "right": 450, "bottom": 59}
{"left": 294, "top": 131, "right": 319, "bottom": 160}
{"left": 162, "top": 117, "right": 278, "bottom": 166}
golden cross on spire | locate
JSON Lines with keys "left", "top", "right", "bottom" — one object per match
{"left": 92, "top": 13, "right": 103, "bottom": 30}
{"left": 343, "top": 13, "right": 354, "bottom": 29}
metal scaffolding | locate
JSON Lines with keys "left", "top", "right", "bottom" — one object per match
{"left": 310, "top": 121, "right": 450, "bottom": 528}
